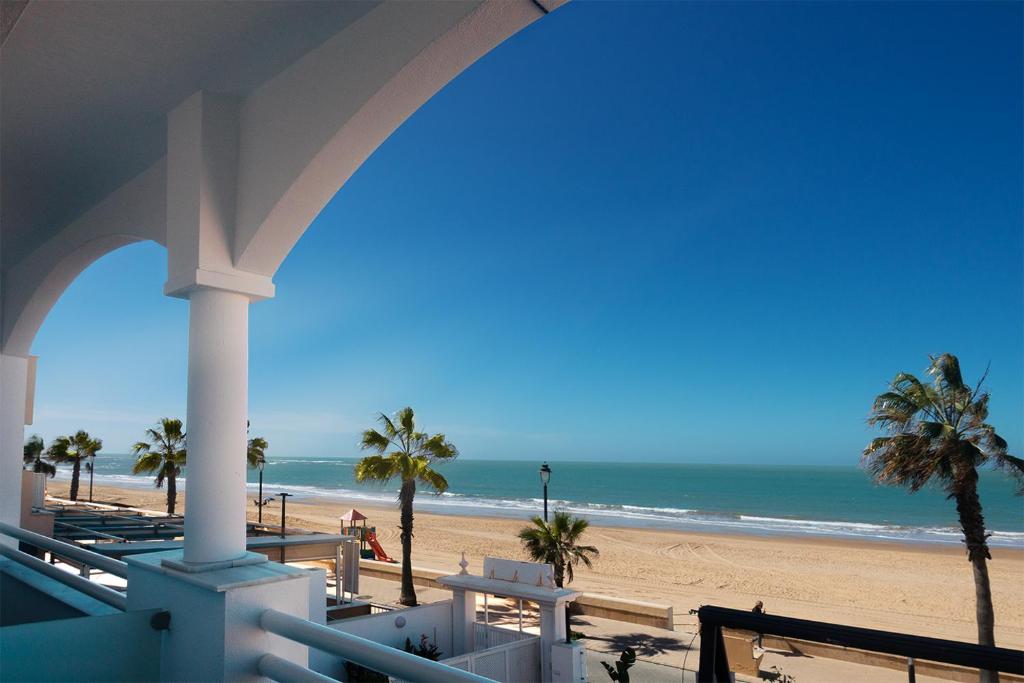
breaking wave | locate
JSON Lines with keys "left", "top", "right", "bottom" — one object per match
{"left": 68, "top": 470, "right": 1024, "bottom": 548}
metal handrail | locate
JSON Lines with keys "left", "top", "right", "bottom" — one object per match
{"left": 54, "top": 520, "right": 126, "bottom": 542}
{"left": 0, "top": 545, "right": 126, "bottom": 610}
{"left": 696, "top": 605, "right": 1024, "bottom": 680}
{"left": 258, "top": 654, "right": 336, "bottom": 683}
{"left": 0, "top": 521, "right": 128, "bottom": 577}
{"left": 259, "top": 608, "right": 494, "bottom": 683}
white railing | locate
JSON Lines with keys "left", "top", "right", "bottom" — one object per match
{"left": 442, "top": 636, "right": 541, "bottom": 682}
{"left": 0, "top": 521, "right": 127, "bottom": 610}
{"left": 473, "top": 622, "right": 533, "bottom": 650}
{"left": 0, "top": 521, "right": 128, "bottom": 577}
{"left": 259, "top": 608, "right": 494, "bottom": 683}
{"left": 0, "top": 544, "right": 126, "bottom": 610}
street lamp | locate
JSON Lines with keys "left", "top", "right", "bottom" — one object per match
{"left": 88, "top": 453, "right": 96, "bottom": 502}
{"left": 257, "top": 459, "right": 265, "bottom": 524}
{"left": 539, "top": 462, "right": 551, "bottom": 522}
{"left": 278, "top": 493, "right": 292, "bottom": 539}
{"left": 277, "top": 492, "right": 293, "bottom": 563}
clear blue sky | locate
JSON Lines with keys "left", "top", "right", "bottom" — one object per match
{"left": 29, "top": 1, "right": 1023, "bottom": 463}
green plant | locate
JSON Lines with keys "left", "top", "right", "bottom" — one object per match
{"left": 355, "top": 407, "right": 458, "bottom": 606}
{"left": 404, "top": 634, "right": 442, "bottom": 661}
{"left": 865, "top": 354, "right": 1022, "bottom": 683}
{"left": 601, "top": 647, "right": 636, "bottom": 682}
{"left": 131, "top": 418, "right": 187, "bottom": 514}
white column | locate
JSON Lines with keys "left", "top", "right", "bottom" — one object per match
{"left": 538, "top": 600, "right": 566, "bottom": 682}
{"left": 182, "top": 287, "right": 249, "bottom": 564}
{"left": 451, "top": 587, "right": 477, "bottom": 655}
{"left": 0, "top": 354, "right": 29, "bottom": 547}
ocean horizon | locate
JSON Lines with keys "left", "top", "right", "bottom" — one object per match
{"left": 64, "top": 455, "right": 1024, "bottom": 548}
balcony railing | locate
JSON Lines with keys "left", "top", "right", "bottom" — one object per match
{"left": 696, "top": 605, "right": 1024, "bottom": 682}
{"left": 259, "top": 608, "right": 495, "bottom": 683}
{"left": 0, "top": 521, "right": 127, "bottom": 610}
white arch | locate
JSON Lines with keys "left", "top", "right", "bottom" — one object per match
{"left": 232, "top": 0, "right": 562, "bottom": 276}
{"left": 2, "top": 160, "right": 166, "bottom": 356}
{"left": 3, "top": 1, "right": 563, "bottom": 356}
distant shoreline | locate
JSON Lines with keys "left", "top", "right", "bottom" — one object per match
{"left": 56, "top": 480, "right": 1024, "bottom": 559}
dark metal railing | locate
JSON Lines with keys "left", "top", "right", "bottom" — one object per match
{"left": 696, "top": 605, "right": 1024, "bottom": 682}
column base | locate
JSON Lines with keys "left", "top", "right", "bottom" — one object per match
{"left": 126, "top": 550, "right": 312, "bottom": 682}
{"left": 161, "top": 550, "right": 267, "bottom": 574}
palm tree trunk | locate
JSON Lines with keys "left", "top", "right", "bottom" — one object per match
{"left": 398, "top": 479, "right": 417, "bottom": 607}
{"left": 167, "top": 471, "right": 177, "bottom": 515}
{"left": 69, "top": 459, "right": 81, "bottom": 501}
{"left": 954, "top": 468, "right": 998, "bottom": 683}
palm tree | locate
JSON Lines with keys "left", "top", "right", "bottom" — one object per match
{"left": 518, "top": 511, "right": 599, "bottom": 588}
{"left": 247, "top": 434, "right": 268, "bottom": 469}
{"left": 46, "top": 431, "right": 102, "bottom": 501}
{"left": 132, "top": 418, "right": 187, "bottom": 515}
{"left": 247, "top": 428, "right": 270, "bottom": 522}
{"left": 355, "top": 407, "right": 458, "bottom": 606}
{"left": 23, "top": 435, "right": 56, "bottom": 478}
{"left": 864, "top": 353, "right": 1021, "bottom": 681}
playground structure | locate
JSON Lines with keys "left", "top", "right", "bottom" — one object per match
{"left": 340, "top": 508, "right": 396, "bottom": 563}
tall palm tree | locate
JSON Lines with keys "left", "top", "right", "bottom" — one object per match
{"left": 23, "top": 435, "right": 56, "bottom": 478}
{"left": 132, "top": 418, "right": 187, "bottom": 515}
{"left": 46, "top": 431, "right": 102, "bottom": 501}
{"left": 518, "top": 511, "right": 599, "bottom": 588}
{"left": 864, "top": 353, "right": 1021, "bottom": 682}
{"left": 355, "top": 407, "right": 457, "bottom": 606}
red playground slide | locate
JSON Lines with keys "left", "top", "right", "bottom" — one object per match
{"left": 365, "top": 530, "right": 396, "bottom": 563}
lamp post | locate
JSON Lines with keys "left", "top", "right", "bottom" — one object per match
{"left": 88, "top": 453, "right": 95, "bottom": 502}
{"left": 539, "top": 462, "right": 551, "bottom": 522}
{"left": 278, "top": 492, "right": 292, "bottom": 563}
{"left": 278, "top": 493, "right": 292, "bottom": 539}
{"left": 257, "top": 459, "right": 265, "bottom": 524}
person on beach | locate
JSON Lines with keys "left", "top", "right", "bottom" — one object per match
{"left": 752, "top": 601, "right": 766, "bottom": 648}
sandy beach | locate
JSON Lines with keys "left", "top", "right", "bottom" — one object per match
{"left": 49, "top": 481, "right": 1024, "bottom": 651}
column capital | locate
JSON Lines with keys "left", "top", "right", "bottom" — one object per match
{"left": 164, "top": 267, "right": 274, "bottom": 301}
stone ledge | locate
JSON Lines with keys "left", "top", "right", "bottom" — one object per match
{"left": 126, "top": 549, "right": 308, "bottom": 592}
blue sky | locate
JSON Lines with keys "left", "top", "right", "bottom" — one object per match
{"left": 29, "top": 1, "right": 1023, "bottom": 463}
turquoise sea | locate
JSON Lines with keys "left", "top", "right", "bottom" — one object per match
{"left": 75, "top": 455, "right": 1024, "bottom": 547}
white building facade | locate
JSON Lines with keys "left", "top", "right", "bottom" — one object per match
{"left": 0, "top": 2, "right": 563, "bottom": 680}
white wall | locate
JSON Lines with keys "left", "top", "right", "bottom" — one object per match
{"left": 312, "top": 600, "right": 454, "bottom": 678}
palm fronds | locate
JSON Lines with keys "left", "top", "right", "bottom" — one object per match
{"left": 132, "top": 419, "right": 186, "bottom": 513}
{"left": 518, "top": 511, "right": 599, "bottom": 587}
{"left": 864, "top": 354, "right": 1019, "bottom": 495}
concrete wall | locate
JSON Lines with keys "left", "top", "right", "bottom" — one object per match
{"left": 0, "top": 562, "right": 116, "bottom": 626}
{"left": 20, "top": 470, "right": 54, "bottom": 539}
{"left": 361, "top": 560, "right": 675, "bottom": 630}
{"left": 331, "top": 600, "right": 454, "bottom": 658}
{"left": 574, "top": 594, "right": 674, "bottom": 631}
{"left": 311, "top": 600, "right": 456, "bottom": 679}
